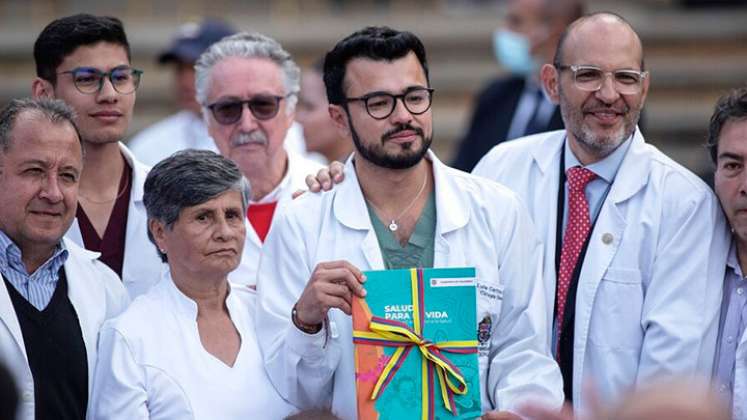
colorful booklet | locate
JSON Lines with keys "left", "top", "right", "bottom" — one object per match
{"left": 352, "top": 267, "right": 481, "bottom": 420}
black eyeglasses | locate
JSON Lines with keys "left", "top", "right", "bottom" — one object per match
{"left": 206, "top": 94, "right": 292, "bottom": 125}
{"left": 57, "top": 66, "right": 143, "bottom": 94}
{"left": 345, "top": 87, "right": 434, "bottom": 120}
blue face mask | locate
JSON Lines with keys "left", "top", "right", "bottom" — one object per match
{"left": 493, "top": 29, "right": 538, "bottom": 76}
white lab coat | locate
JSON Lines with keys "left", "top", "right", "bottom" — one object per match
{"left": 256, "top": 151, "right": 564, "bottom": 419}
{"left": 65, "top": 143, "right": 167, "bottom": 299}
{"left": 229, "top": 149, "right": 322, "bottom": 287}
{"left": 0, "top": 239, "right": 130, "bottom": 420}
{"left": 473, "top": 129, "right": 730, "bottom": 410}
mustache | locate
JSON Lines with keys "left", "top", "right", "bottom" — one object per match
{"left": 583, "top": 101, "right": 630, "bottom": 114}
{"left": 231, "top": 130, "right": 268, "bottom": 147}
{"left": 382, "top": 124, "right": 424, "bottom": 141}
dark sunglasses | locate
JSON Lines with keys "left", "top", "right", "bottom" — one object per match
{"left": 206, "top": 94, "right": 292, "bottom": 125}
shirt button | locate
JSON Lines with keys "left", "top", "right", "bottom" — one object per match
{"left": 738, "top": 288, "right": 744, "bottom": 295}
{"left": 23, "top": 390, "right": 32, "bottom": 401}
{"left": 602, "top": 233, "right": 614, "bottom": 244}
{"left": 720, "top": 384, "right": 728, "bottom": 392}
{"left": 727, "top": 336, "right": 734, "bottom": 343}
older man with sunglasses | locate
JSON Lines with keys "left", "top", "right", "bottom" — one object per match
{"left": 195, "top": 32, "right": 321, "bottom": 287}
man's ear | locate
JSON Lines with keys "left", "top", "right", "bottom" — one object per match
{"left": 328, "top": 104, "right": 351, "bottom": 138}
{"left": 540, "top": 64, "right": 560, "bottom": 104}
{"left": 31, "top": 77, "right": 54, "bottom": 99}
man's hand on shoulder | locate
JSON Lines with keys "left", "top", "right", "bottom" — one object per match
{"left": 305, "top": 161, "right": 346, "bottom": 193}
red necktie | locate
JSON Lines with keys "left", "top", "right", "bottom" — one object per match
{"left": 555, "top": 166, "right": 597, "bottom": 353}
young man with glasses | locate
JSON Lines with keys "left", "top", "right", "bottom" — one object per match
{"left": 255, "top": 26, "right": 563, "bottom": 419}
{"left": 32, "top": 14, "right": 165, "bottom": 299}
{"left": 472, "top": 12, "right": 729, "bottom": 413}
{"left": 194, "top": 32, "right": 321, "bottom": 287}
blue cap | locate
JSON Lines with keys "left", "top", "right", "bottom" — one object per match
{"left": 158, "top": 19, "right": 236, "bottom": 64}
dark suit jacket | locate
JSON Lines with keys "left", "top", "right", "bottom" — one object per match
{"left": 452, "top": 75, "right": 564, "bottom": 172}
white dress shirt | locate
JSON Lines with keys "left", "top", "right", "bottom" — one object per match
{"left": 90, "top": 272, "right": 297, "bottom": 419}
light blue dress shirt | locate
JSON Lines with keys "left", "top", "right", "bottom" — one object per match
{"left": 0, "top": 230, "right": 68, "bottom": 310}
{"left": 713, "top": 240, "right": 747, "bottom": 406}
{"left": 560, "top": 136, "right": 632, "bottom": 239}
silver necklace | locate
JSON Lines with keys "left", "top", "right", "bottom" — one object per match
{"left": 369, "top": 172, "right": 428, "bottom": 232}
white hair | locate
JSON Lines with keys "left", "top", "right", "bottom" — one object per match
{"left": 194, "top": 32, "right": 300, "bottom": 115}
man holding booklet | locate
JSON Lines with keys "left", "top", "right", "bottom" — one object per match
{"left": 255, "top": 26, "right": 563, "bottom": 419}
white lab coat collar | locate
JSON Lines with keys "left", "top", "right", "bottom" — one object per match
{"left": 528, "top": 129, "right": 565, "bottom": 175}
{"left": 333, "top": 150, "right": 469, "bottom": 235}
{"left": 606, "top": 129, "right": 650, "bottom": 204}
{"left": 62, "top": 238, "right": 106, "bottom": 400}
{"left": 529, "top": 128, "right": 648, "bottom": 205}
{"left": 159, "top": 269, "right": 241, "bottom": 323}
{"left": 119, "top": 142, "right": 148, "bottom": 206}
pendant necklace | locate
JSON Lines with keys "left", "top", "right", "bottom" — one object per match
{"left": 369, "top": 171, "right": 428, "bottom": 232}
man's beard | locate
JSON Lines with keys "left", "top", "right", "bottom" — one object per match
{"left": 350, "top": 121, "right": 432, "bottom": 170}
{"left": 558, "top": 86, "right": 640, "bottom": 159}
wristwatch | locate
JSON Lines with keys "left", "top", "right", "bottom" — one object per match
{"left": 291, "top": 304, "right": 323, "bottom": 334}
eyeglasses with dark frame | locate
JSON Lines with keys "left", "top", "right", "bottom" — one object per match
{"left": 556, "top": 64, "right": 648, "bottom": 95}
{"left": 57, "top": 66, "right": 143, "bottom": 95}
{"left": 345, "top": 87, "right": 434, "bottom": 120}
{"left": 206, "top": 94, "right": 293, "bottom": 125}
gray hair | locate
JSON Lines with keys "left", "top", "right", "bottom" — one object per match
{"left": 143, "top": 149, "right": 251, "bottom": 262}
{"left": 194, "top": 32, "right": 300, "bottom": 114}
{"left": 0, "top": 97, "right": 80, "bottom": 152}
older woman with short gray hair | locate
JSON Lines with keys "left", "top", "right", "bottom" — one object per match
{"left": 90, "top": 150, "right": 296, "bottom": 419}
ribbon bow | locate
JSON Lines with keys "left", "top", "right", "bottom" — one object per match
{"left": 353, "top": 268, "right": 478, "bottom": 418}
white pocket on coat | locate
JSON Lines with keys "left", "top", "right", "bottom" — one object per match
{"left": 588, "top": 267, "right": 644, "bottom": 350}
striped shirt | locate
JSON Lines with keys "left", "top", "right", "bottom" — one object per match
{"left": 0, "top": 230, "right": 68, "bottom": 310}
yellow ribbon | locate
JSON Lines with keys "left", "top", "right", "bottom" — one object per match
{"left": 353, "top": 268, "right": 478, "bottom": 418}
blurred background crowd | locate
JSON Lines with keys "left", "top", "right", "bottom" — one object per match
{"left": 1, "top": 0, "right": 746, "bottom": 179}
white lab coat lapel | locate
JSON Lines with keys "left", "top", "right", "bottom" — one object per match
{"left": 119, "top": 143, "right": 152, "bottom": 287}
{"left": 332, "top": 157, "right": 385, "bottom": 270}
{"left": 527, "top": 132, "right": 564, "bottom": 318}
{"left": 63, "top": 242, "right": 106, "bottom": 400}
{"left": 571, "top": 130, "right": 648, "bottom": 403}
{"left": 0, "top": 277, "right": 27, "bottom": 362}
{"left": 431, "top": 152, "right": 469, "bottom": 267}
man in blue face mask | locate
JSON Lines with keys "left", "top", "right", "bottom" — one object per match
{"left": 452, "top": 0, "right": 583, "bottom": 172}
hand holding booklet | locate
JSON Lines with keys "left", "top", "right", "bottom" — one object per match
{"left": 352, "top": 267, "right": 481, "bottom": 420}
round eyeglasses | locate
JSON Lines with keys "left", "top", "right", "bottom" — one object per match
{"left": 57, "top": 66, "right": 143, "bottom": 95}
{"left": 556, "top": 64, "right": 648, "bottom": 95}
{"left": 345, "top": 87, "right": 434, "bottom": 120}
{"left": 206, "top": 94, "right": 292, "bottom": 125}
